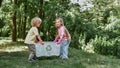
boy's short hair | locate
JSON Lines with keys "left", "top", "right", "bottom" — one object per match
{"left": 31, "top": 17, "right": 42, "bottom": 26}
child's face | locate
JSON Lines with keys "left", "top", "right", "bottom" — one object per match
{"left": 55, "top": 19, "right": 62, "bottom": 28}
{"left": 36, "top": 21, "right": 41, "bottom": 27}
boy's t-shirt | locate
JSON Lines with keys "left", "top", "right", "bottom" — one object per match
{"left": 25, "top": 27, "right": 39, "bottom": 44}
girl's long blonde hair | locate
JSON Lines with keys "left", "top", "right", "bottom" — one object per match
{"left": 56, "top": 17, "right": 71, "bottom": 40}
{"left": 56, "top": 17, "right": 64, "bottom": 26}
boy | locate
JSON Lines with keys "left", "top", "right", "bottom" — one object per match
{"left": 25, "top": 17, "right": 44, "bottom": 62}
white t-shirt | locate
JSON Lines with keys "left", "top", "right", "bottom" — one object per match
{"left": 24, "top": 27, "right": 39, "bottom": 44}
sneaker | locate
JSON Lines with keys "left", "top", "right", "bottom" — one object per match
{"left": 59, "top": 56, "right": 62, "bottom": 59}
{"left": 28, "top": 59, "right": 36, "bottom": 62}
{"left": 33, "top": 57, "right": 37, "bottom": 61}
{"left": 61, "top": 57, "right": 69, "bottom": 60}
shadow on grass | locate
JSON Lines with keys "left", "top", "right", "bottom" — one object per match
{"left": 0, "top": 51, "right": 28, "bottom": 59}
{"left": 1, "top": 43, "right": 120, "bottom": 68}
{"left": 0, "top": 51, "right": 86, "bottom": 68}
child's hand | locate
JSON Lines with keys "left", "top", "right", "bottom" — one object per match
{"left": 56, "top": 39, "right": 62, "bottom": 44}
{"left": 56, "top": 42, "right": 61, "bottom": 44}
{"left": 53, "top": 39, "right": 57, "bottom": 43}
{"left": 40, "top": 41, "right": 44, "bottom": 45}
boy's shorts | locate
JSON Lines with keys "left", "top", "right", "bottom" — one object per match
{"left": 26, "top": 44, "right": 36, "bottom": 54}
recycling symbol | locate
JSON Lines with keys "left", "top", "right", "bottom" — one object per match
{"left": 46, "top": 45, "right": 52, "bottom": 51}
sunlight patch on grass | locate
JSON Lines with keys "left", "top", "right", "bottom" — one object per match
{"left": 0, "top": 46, "right": 27, "bottom": 52}
{"left": 0, "top": 38, "right": 24, "bottom": 45}
{"left": 0, "top": 40, "right": 12, "bottom": 44}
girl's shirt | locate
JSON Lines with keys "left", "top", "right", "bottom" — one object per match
{"left": 58, "top": 26, "right": 66, "bottom": 39}
{"left": 58, "top": 26, "right": 71, "bottom": 41}
{"left": 25, "top": 27, "right": 39, "bottom": 44}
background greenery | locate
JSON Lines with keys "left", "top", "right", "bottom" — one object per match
{"left": 0, "top": 0, "right": 120, "bottom": 58}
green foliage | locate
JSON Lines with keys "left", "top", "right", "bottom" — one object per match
{"left": 40, "top": 0, "right": 71, "bottom": 41}
{"left": 0, "top": 26, "right": 10, "bottom": 37}
{"left": 0, "top": 18, "right": 5, "bottom": 28}
{"left": 79, "top": 33, "right": 86, "bottom": 49}
{"left": 91, "top": 35, "right": 120, "bottom": 57}
{"left": 0, "top": 0, "right": 120, "bottom": 57}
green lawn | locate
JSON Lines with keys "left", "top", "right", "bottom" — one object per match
{"left": 0, "top": 42, "right": 120, "bottom": 68}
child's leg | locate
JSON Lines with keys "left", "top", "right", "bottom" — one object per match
{"left": 27, "top": 44, "right": 36, "bottom": 60}
{"left": 28, "top": 52, "right": 35, "bottom": 60}
{"left": 60, "top": 44, "right": 64, "bottom": 58}
{"left": 62, "top": 43, "right": 69, "bottom": 59}
{"left": 61, "top": 40, "right": 70, "bottom": 59}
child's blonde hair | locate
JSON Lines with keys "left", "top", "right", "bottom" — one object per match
{"left": 56, "top": 17, "right": 71, "bottom": 40}
{"left": 56, "top": 17, "right": 64, "bottom": 26}
{"left": 31, "top": 17, "right": 42, "bottom": 26}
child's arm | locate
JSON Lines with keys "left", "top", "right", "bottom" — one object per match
{"left": 33, "top": 27, "right": 44, "bottom": 45}
{"left": 54, "top": 34, "right": 59, "bottom": 42}
{"left": 53, "top": 31, "right": 59, "bottom": 42}
{"left": 36, "top": 35, "right": 44, "bottom": 45}
{"left": 56, "top": 38, "right": 62, "bottom": 44}
{"left": 56, "top": 27, "right": 65, "bottom": 44}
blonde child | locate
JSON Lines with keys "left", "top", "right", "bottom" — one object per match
{"left": 24, "top": 17, "right": 44, "bottom": 62}
{"left": 53, "top": 17, "right": 71, "bottom": 59}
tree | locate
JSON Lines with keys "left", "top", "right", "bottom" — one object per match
{"left": 0, "top": 0, "right": 3, "bottom": 6}
{"left": 39, "top": 0, "right": 43, "bottom": 19}
{"left": 12, "top": 0, "right": 17, "bottom": 41}
{"left": 22, "top": 0, "right": 27, "bottom": 39}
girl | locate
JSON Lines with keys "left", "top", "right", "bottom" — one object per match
{"left": 53, "top": 17, "right": 71, "bottom": 59}
{"left": 24, "top": 17, "right": 44, "bottom": 62}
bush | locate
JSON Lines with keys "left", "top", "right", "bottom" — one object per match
{"left": 91, "top": 35, "right": 120, "bottom": 57}
{"left": 78, "top": 33, "right": 86, "bottom": 49}
{"left": 0, "top": 26, "right": 10, "bottom": 37}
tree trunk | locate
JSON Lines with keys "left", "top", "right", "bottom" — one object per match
{"left": 0, "top": 0, "right": 3, "bottom": 6}
{"left": 17, "top": 17, "right": 21, "bottom": 38}
{"left": 22, "top": 17, "right": 26, "bottom": 39}
{"left": 39, "top": 0, "right": 43, "bottom": 19}
{"left": 12, "top": 0, "right": 17, "bottom": 42}
{"left": 22, "top": 2, "right": 27, "bottom": 40}
{"left": 38, "top": 0, "right": 44, "bottom": 33}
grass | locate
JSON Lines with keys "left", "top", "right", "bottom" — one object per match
{"left": 0, "top": 42, "right": 120, "bottom": 68}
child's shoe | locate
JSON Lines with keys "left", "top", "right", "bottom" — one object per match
{"left": 28, "top": 59, "right": 36, "bottom": 62}
{"left": 62, "top": 58, "right": 69, "bottom": 60}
